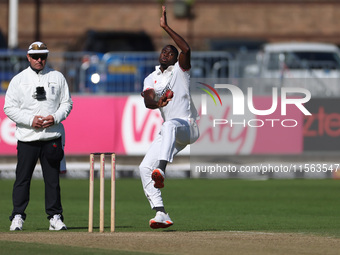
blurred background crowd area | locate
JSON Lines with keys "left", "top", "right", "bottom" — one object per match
{"left": 1, "top": 0, "right": 340, "bottom": 95}
{"left": 2, "top": 0, "right": 340, "bottom": 52}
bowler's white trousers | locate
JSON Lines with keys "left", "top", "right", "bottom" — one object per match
{"left": 139, "top": 118, "right": 199, "bottom": 208}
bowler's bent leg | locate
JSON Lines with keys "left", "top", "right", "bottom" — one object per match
{"left": 159, "top": 119, "right": 191, "bottom": 162}
{"left": 139, "top": 135, "right": 164, "bottom": 209}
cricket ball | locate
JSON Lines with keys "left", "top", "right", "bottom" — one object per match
{"left": 165, "top": 90, "right": 174, "bottom": 99}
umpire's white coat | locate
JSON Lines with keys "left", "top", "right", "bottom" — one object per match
{"left": 4, "top": 66, "right": 73, "bottom": 142}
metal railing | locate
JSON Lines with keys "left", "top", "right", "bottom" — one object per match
{"left": 0, "top": 51, "right": 234, "bottom": 94}
{"left": 1, "top": 50, "right": 340, "bottom": 97}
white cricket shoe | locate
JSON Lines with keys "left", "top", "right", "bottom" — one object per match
{"left": 10, "top": 214, "right": 24, "bottom": 231}
{"left": 49, "top": 214, "right": 67, "bottom": 231}
{"left": 149, "top": 211, "right": 173, "bottom": 229}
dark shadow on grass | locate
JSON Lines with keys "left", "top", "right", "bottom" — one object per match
{"left": 160, "top": 229, "right": 220, "bottom": 232}
{"left": 67, "top": 225, "right": 134, "bottom": 230}
{"left": 36, "top": 225, "right": 134, "bottom": 231}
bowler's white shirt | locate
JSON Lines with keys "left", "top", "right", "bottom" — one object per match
{"left": 143, "top": 62, "right": 198, "bottom": 122}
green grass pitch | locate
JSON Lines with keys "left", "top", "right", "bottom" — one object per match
{"left": 0, "top": 178, "right": 339, "bottom": 254}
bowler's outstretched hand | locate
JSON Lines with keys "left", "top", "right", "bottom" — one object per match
{"left": 160, "top": 6, "right": 167, "bottom": 29}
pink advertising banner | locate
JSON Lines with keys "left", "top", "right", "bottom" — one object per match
{"left": 0, "top": 95, "right": 303, "bottom": 155}
{"left": 251, "top": 96, "right": 303, "bottom": 154}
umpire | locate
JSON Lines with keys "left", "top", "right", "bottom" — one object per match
{"left": 4, "top": 41, "right": 73, "bottom": 231}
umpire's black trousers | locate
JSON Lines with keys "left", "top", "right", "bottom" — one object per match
{"left": 10, "top": 137, "right": 64, "bottom": 221}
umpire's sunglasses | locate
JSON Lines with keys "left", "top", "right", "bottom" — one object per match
{"left": 29, "top": 54, "right": 48, "bottom": 60}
